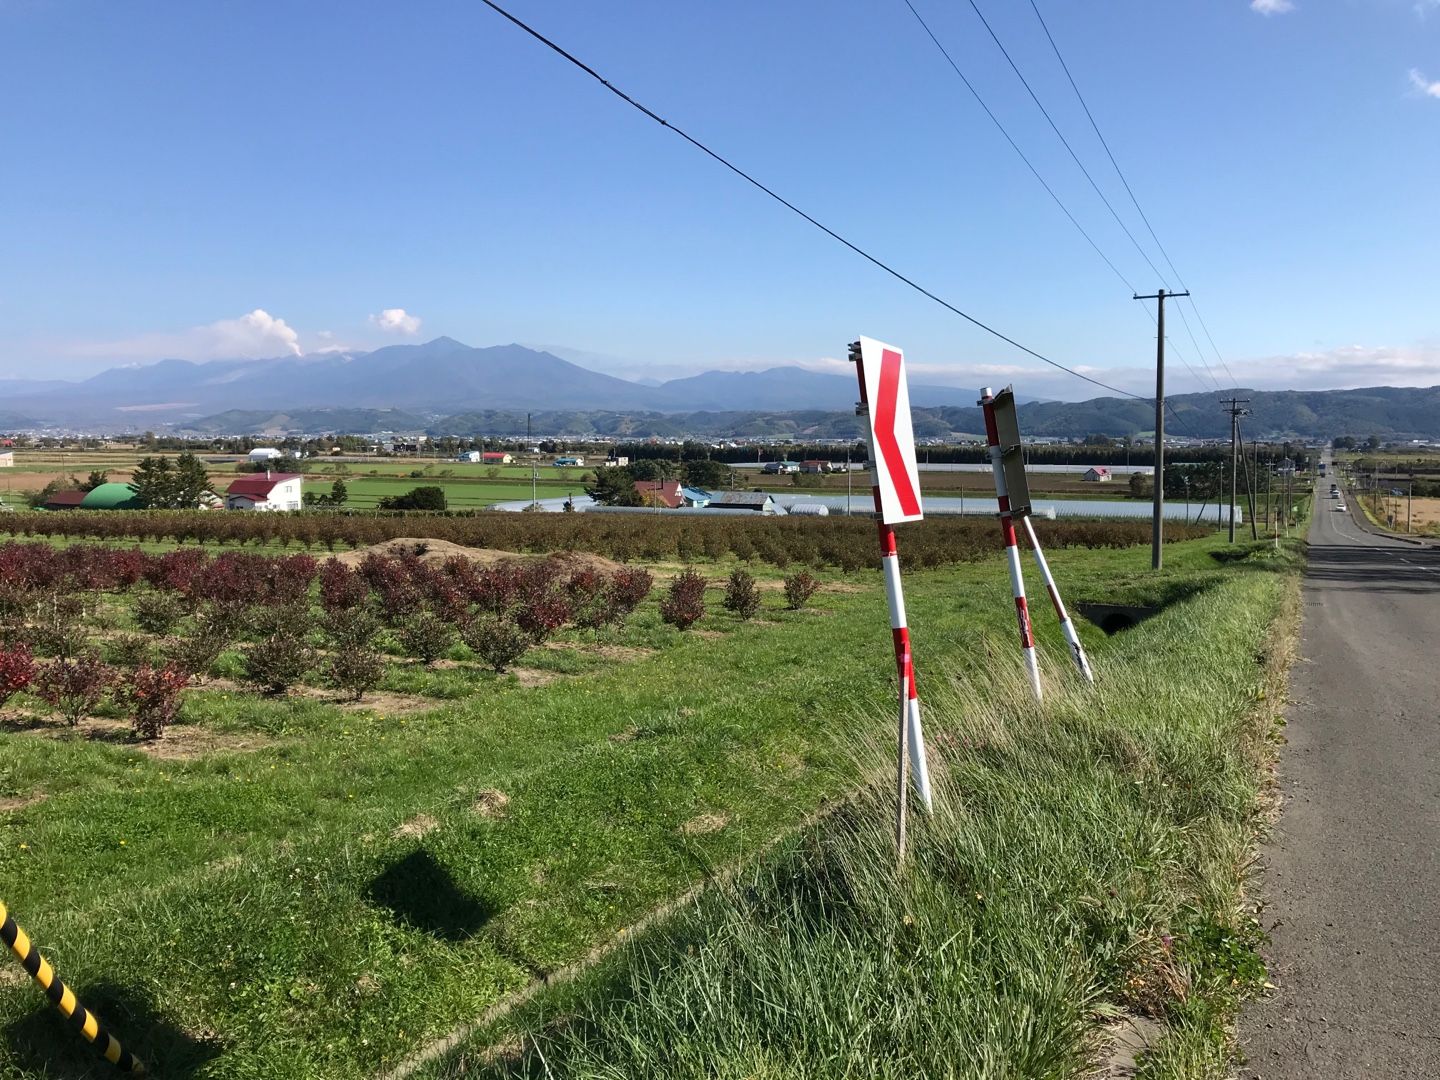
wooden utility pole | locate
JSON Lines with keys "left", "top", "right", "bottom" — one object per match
{"left": 1134, "top": 288, "right": 1189, "bottom": 569}
{"left": 1221, "top": 397, "right": 1250, "bottom": 542}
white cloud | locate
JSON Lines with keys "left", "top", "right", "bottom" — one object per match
{"left": 70, "top": 308, "right": 303, "bottom": 362}
{"left": 1250, "top": 0, "right": 1295, "bottom": 14}
{"left": 369, "top": 308, "right": 422, "bottom": 334}
{"left": 1408, "top": 68, "right": 1440, "bottom": 98}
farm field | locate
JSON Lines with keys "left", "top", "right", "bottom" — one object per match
{"left": 1, "top": 449, "right": 1152, "bottom": 506}
{"left": 302, "top": 477, "right": 577, "bottom": 511}
{"left": 0, "top": 520, "right": 1297, "bottom": 1077}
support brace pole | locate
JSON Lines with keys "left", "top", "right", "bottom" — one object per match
{"left": 1020, "top": 515, "right": 1094, "bottom": 684}
{"left": 1, "top": 901, "right": 145, "bottom": 1074}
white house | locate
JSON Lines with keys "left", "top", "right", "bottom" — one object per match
{"left": 0, "top": 451, "right": 13, "bottom": 468}
{"left": 226, "top": 472, "right": 304, "bottom": 511}
{"left": 248, "top": 447, "right": 284, "bottom": 463}
{"left": 458, "top": 450, "right": 482, "bottom": 463}
{"left": 1082, "top": 466, "right": 1113, "bottom": 482}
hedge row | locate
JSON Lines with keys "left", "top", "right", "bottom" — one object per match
{"left": 0, "top": 511, "right": 1213, "bottom": 570}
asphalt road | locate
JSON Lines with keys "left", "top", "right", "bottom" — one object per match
{"left": 1239, "top": 486, "right": 1440, "bottom": 1077}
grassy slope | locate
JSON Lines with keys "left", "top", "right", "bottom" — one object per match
{"left": 0, "top": 535, "right": 1282, "bottom": 1078}
{"left": 417, "top": 541, "right": 1302, "bottom": 1080}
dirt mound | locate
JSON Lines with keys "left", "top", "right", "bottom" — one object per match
{"left": 331, "top": 538, "right": 623, "bottom": 575}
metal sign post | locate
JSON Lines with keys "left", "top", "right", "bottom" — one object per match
{"left": 980, "top": 386, "right": 1042, "bottom": 702}
{"left": 849, "top": 338, "right": 933, "bottom": 838}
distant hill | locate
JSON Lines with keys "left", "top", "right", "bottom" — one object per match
{"left": 178, "top": 408, "right": 432, "bottom": 437}
{"left": 0, "top": 338, "right": 1008, "bottom": 429}
{"left": 2, "top": 337, "right": 1438, "bottom": 439}
{"left": 646, "top": 367, "right": 980, "bottom": 411}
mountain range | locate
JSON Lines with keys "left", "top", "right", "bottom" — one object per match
{"left": 0, "top": 337, "right": 1437, "bottom": 441}
{"left": 0, "top": 338, "right": 982, "bottom": 429}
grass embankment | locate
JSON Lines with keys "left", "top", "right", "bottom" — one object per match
{"left": 0, "top": 534, "right": 1294, "bottom": 1078}
{"left": 416, "top": 540, "right": 1302, "bottom": 1080}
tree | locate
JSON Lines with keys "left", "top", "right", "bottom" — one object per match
{"left": 585, "top": 466, "right": 642, "bottom": 506}
{"left": 1363, "top": 435, "right": 1382, "bottom": 451}
{"left": 131, "top": 452, "right": 210, "bottom": 509}
{"left": 82, "top": 470, "right": 109, "bottom": 492}
{"left": 681, "top": 458, "right": 729, "bottom": 489}
{"left": 329, "top": 479, "right": 348, "bottom": 506}
{"left": 378, "top": 485, "right": 447, "bottom": 511}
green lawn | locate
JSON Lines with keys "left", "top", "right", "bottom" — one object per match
{"left": 0, "top": 531, "right": 1285, "bottom": 1077}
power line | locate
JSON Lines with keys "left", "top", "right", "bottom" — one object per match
{"left": 1025, "top": 0, "right": 1241, "bottom": 390}
{"left": 963, "top": 0, "right": 1168, "bottom": 285}
{"left": 899, "top": 0, "right": 1218, "bottom": 406}
{"left": 1170, "top": 301, "right": 1225, "bottom": 394}
{"left": 899, "top": 0, "right": 1135, "bottom": 294}
{"left": 477, "top": 0, "right": 1143, "bottom": 401}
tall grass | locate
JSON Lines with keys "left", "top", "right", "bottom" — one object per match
{"left": 425, "top": 557, "right": 1298, "bottom": 1079}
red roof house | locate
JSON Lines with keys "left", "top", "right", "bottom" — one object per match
{"left": 226, "top": 472, "right": 304, "bottom": 511}
{"left": 633, "top": 480, "right": 683, "bottom": 509}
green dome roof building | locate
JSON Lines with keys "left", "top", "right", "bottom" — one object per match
{"left": 80, "top": 483, "right": 143, "bottom": 510}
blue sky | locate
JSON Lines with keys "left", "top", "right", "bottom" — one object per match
{"left": 1, "top": 0, "right": 1436, "bottom": 400}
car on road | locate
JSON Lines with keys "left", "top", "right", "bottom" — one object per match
{"left": 1334, "top": 503, "right": 1346, "bottom": 512}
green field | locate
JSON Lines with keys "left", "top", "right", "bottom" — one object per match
{"left": 304, "top": 477, "right": 578, "bottom": 510}
{"left": 0, "top": 530, "right": 1298, "bottom": 1077}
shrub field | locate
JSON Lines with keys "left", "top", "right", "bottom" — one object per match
{"left": 0, "top": 510, "right": 1212, "bottom": 570}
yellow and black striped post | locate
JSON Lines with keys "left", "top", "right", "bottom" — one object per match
{"left": 0, "top": 901, "right": 145, "bottom": 1074}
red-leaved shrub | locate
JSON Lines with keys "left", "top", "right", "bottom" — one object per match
{"left": 34, "top": 652, "right": 113, "bottom": 726}
{"left": 660, "top": 569, "right": 707, "bottom": 630}
{"left": 117, "top": 663, "right": 191, "bottom": 739}
{"left": 0, "top": 643, "right": 36, "bottom": 709}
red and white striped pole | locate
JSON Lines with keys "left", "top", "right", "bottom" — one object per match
{"left": 878, "top": 520, "right": 932, "bottom": 810}
{"left": 851, "top": 339, "right": 932, "bottom": 813}
{"left": 1019, "top": 515, "right": 1094, "bottom": 684}
{"left": 980, "top": 387, "right": 1043, "bottom": 702}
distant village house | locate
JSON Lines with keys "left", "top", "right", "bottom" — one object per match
{"left": 1082, "top": 467, "right": 1112, "bottom": 482}
{"left": 226, "top": 472, "right": 304, "bottom": 511}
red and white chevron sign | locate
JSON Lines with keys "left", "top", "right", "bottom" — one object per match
{"left": 859, "top": 336, "right": 924, "bottom": 524}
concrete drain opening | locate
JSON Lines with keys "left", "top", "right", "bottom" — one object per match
{"left": 1076, "top": 603, "right": 1160, "bottom": 636}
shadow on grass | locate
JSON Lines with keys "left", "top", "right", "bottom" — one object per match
{"left": 368, "top": 849, "right": 498, "bottom": 942}
{"left": 2, "top": 980, "right": 223, "bottom": 1078}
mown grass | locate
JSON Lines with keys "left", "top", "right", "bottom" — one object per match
{"left": 0, "top": 532, "right": 1293, "bottom": 1078}
{"left": 413, "top": 541, "right": 1302, "bottom": 1080}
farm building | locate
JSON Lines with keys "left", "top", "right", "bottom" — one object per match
{"left": 0, "top": 451, "right": 12, "bottom": 467}
{"left": 457, "top": 451, "right": 481, "bottom": 463}
{"left": 248, "top": 447, "right": 284, "bottom": 463}
{"left": 481, "top": 451, "right": 513, "bottom": 465}
{"left": 1082, "top": 467, "right": 1113, "bottom": 482}
{"left": 80, "top": 483, "right": 144, "bottom": 510}
{"left": 226, "top": 472, "right": 304, "bottom": 511}
{"left": 799, "top": 460, "right": 834, "bottom": 474}
{"left": 634, "top": 479, "right": 683, "bottom": 508}
{"left": 41, "top": 490, "right": 88, "bottom": 511}
{"left": 553, "top": 456, "right": 585, "bottom": 467}
{"left": 707, "top": 491, "right": 786, "bottom": 514}
{"left": 680, "top": 486, "right": 712, "bottom": 508}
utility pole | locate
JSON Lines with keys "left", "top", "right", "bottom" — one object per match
{"left": 1134, "top": 288, "right": 1189, "bottom": 569}
{"left": 1221, "top": 397, "right": 1250, "bottom": 542}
